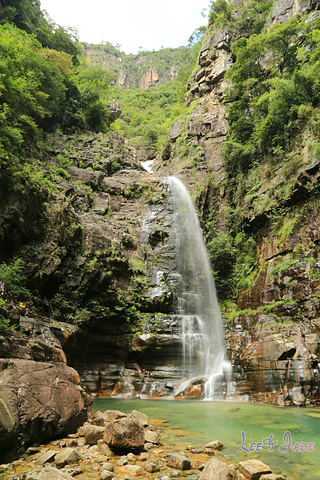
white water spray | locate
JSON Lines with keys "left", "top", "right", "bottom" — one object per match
{"left": 164, "top": 176, "right": 232, "bottom": 400}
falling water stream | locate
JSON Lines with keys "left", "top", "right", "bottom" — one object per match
{"left": 164, "top": 176, "right": 232, "bottom": 399}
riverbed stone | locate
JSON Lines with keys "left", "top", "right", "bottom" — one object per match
{"left": 83, "top": 424, "right": 105, "bottom": 444}
{"left": 145, "top": 429, "right": 161, "bottom": 444}
{"left": 100, "top": 462, "right": 115, "bottom": 473}
{"left": 204, "top": 440, "right": 223, "bottom": 451}
{"left": 199, "top": 458, "right": 237, "bottom": 480}
{"left": 260, "top": 475, "right": 285, "bottom": 480}
{"left": 165, "top": 452, "right": 191, "bottom": 470}
{"left": 132, "top": 409, "right": 148, "bottom": 426}
{"left": 104, "top": 414, "right": 145, "bottom": 450}
{"left": 38, "top": 450, "right": 58, "bottom": 465}
{"left": 54, "top": 448, "right": 82, "bottom": 468}
{"left": 25, "top": 466, "right": 74, "bottom": 479}
{"left": 117, "top": 464, "right": 144, "bottom": 476}
{"left": 144, "top": 461, "right": 159, "bottom": 473}
{"left": 239, "top": 459, "right": 272, "bottom": 479}
{"left": 100, "top": 471, "right": 114, "bottom": 480}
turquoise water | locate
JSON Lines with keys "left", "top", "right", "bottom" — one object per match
{"left": 94, "top": 399, "right": 320, "bottom": 479}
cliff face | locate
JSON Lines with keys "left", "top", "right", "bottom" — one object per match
{"left": 1, "top": 0, "right": 320, "bottom": 424}
{"left": 83, "top": 45, "right": 186, "bottom": 89}
{"left": 152, "top": 0, "right": 320, "bottom": 405}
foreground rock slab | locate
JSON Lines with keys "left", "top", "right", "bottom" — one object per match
{"left": 239, "top": 459, "right": 272, "bottom": 479}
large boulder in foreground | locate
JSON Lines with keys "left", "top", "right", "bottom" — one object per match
{"left": 0, "top": 329, "right": 92, "bottom": 462}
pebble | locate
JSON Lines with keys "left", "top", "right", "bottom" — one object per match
{"left": 171, "top": 470, "right": 180, "bottom": 477}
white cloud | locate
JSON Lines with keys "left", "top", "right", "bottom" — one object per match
{"left": 40, "top": 0, "right": 209, "bottom": 53}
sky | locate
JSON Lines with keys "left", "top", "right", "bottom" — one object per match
{"left": 39, "top": 0, "right": 210, "bottom": 54}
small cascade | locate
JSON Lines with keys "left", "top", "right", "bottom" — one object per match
{"left": 164, "top": 176, "right": 232, "bottom": 400}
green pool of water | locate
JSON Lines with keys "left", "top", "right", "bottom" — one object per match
{"left": 94, "top": 398, "right": 320, "bottom": 480}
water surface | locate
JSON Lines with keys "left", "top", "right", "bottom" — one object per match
{"left": 94, "top": 398, "right": 320, "bottom": 479}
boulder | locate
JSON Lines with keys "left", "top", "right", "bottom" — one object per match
{"left": 199, "top": 458, "right": 236, "bottom": 480}
{"left": 103, "top": 414, "right": 145, "bottom": 450}
{"left": 0, "top": 358, "right": 92, "bottom": 460}
{"left": 239, "top": 459, "right": 272, "bottom": 480}
{"left": 165, "top": 453, "right": 191, "bottom": 470}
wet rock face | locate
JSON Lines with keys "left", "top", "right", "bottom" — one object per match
{"left": 226, "top": 314, "right": 320, "bottom": 405}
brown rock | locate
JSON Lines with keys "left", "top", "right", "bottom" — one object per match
{"left": 199, "top": 458, "right": 236, "bottom": 480}
{"left": 132, "top": 409, "right": 148, "bottom": 426}
{"left": 117, "top": 465, "right": 144, "bottom": 476}
{"left": 144, "top": 429, "right": 161, "bottom": 444}
{"left": 144, "top": 462, "right": 159, "bottom": 473}
{"left": 260, "top": 475, "right": 285, "bottom": 480}
{"left": 83, "top": 424, "right": 105, "bottom": 444}
{"left": 204, "top": 440, "right": 223, "bottom": 451}
{"left": 103, "top": 414, "right": 145, "bottom": 450}
{"left": 239, "top": 459, "right": 272, "bottom": 479}
{"left": 165, "top": 452, "right": 191, "bottom": 470}
{"left": 0, "top": 359, "right": 92, "bottom": 460}
{"left": 25, "top": 466, "right": 74, "bottom": 479}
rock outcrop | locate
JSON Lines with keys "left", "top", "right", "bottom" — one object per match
{"left": 0, "top": 326, "right": 92, "bottom": 461}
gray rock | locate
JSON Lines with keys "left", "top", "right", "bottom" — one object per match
{"left": 165, "top": 453, "right": 191, "bottom": 471}
{"left": 38, "top": 450, "right": 58, "bottom": 465}
{"left": 100, "top": 462, "right": 115, "bottom": 473}
{"left": 145, "top": 429, "right": 161, "bottom": 444}
{"left": 100, "top": 471, "right": 114, "bottom": 480}
{"left": 239, "top": 459, "right": 272, "bottom": 480}
{"left": 131, "top": 409, "right": 148, "bottom": 426}
{"left": 171, "top": 470, "right": 180, "bottom": 477}
{"left": 204, "top": 440, "right": 223, "bottom": 451}
{"left": 25, "top": 466, "right": 74, "bottom": 479}
{"left": 199, "top": 458, "right": 236, "bottom": 480}
{"left": 144, "top": 462, "right": 159, "bottom": 473}
{"left": 54, "top": 448, "right": 82, "bottom": 468}
{"left": 104, "top": 414, "right": 145, "bottom": 450}
{"left": 260, "top": 475, "right": 285, "bottom": 480}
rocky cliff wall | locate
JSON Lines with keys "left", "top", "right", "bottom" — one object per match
{"left": 151, "top": 0, "right": 320, "bottom": 405}
{"left": 1, "top": 0, "right": 320, "bottom": 412}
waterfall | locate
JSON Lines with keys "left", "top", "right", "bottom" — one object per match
{"left": 164, "top": 176, "right": 232, "bottom": 400}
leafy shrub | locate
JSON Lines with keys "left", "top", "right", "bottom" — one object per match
{"left": 0, "top": 259, "right": 30, "bottom": 299}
